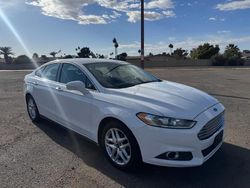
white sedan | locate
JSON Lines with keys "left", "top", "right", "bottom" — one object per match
{"left": 24, "top": 59, "right": 225, "bottom": 170}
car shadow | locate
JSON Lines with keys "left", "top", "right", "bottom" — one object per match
{"left": 34, "top": 119, "right": 250, "bottom": 188}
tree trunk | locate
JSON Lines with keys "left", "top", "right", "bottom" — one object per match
{"left": 4, "top": 54, "right": 9, "bottom": 64}
{"left": 115, "top": 48, "right": 118, "bottom": 59}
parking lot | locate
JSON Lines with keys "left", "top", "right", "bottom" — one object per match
{"left": 0, "top": 68, "right": 250, "bottom": 188}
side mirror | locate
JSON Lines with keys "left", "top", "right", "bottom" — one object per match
{"left": 66, "top": 81, "right": 89, "bottom": 95}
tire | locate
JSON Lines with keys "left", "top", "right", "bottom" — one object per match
{"left": 100, "top": 120, "right": 142, "bottom": 170}
{"left": 26, "top": 95, "right": 41, "bottom": 122}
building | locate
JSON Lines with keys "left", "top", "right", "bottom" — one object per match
{"left": 0, "top": 58, "right": 5, "bottom": 63}
{"left": 242, "top": 50, "right": 250, "bottom": 59}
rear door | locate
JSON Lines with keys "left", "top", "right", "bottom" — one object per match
{"left": 33, "top": 63, "right": 61, "bottom": 122}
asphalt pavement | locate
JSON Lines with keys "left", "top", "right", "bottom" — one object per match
{"left": 0, "top": 68, "right": 249, "bottom": 188}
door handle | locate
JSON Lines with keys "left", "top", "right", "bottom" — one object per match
{"left": 55, "top": 87, "right": 63, "bottom": 91}
{"left": 32, "top": 81, "right": 38, "bottom": 85}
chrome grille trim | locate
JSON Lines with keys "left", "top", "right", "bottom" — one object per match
{"left": 198, "top": 112, "right": 224, "bottom": 140}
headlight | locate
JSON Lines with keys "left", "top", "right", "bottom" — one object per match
{"left": 136, "top": 112, "right": 196, "bottom": 129}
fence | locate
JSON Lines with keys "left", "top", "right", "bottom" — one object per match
{"left": 0, "top": 57, "right": 249, "bottom": 70}
{"left": 127, "top": 56, "right": 211, "bottom": 68}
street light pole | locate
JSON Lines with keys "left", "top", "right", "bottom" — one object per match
{"left": 141, "top": 0, "right": 144, "bottom": 69}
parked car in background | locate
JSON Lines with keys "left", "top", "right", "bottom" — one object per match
{"left": 24, "top": 59, "right": 225, "bottom": 170}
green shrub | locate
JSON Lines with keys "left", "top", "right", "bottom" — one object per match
{"left": 13, "top": 55, "right": 32, "bottom": 64}
{"left": 64, "top": 55, "right": 73, "bottom": 59}
{"left": 211, "top": 54, "right": 245, "bottom": 66}
{"left": 190, "top": 43, "right": 220, "bottom": 59}
{"left": 117, "top": 53, "right": 127, "bottom": 61}
{"left": 227, "top": 56, "right": 245, "bottom": 66}
{"left": 211, "top": 54, "right": 227, "bottom": 66}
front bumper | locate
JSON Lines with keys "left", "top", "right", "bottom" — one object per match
{"left": 133, "top": 103, "right": 225, "bottom": 167}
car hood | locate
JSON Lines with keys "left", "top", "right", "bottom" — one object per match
{"left": 107, "top": 81, "right": 218, "bottom": 120}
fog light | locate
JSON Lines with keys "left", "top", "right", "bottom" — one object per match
{"left": 166, "top": 152, "right": 179, "bottom": 160}
{"left": 156, "top": 151, "right": 193, "bottom": 161}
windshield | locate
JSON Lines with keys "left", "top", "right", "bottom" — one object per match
{"left": 85, "top": 62, "right": 160, "bottom": 89}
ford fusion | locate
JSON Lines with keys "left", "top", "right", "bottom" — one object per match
{"left": 24, "top": 59, "right": 225, "bottom": 170}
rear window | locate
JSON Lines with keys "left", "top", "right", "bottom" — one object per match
{"left": 42, "top": 63, "right": 60, "bottom": 81}
{"left": 34, "top": 66, "right": 45, "bottom": 77}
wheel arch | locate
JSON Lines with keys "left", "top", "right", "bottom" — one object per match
{"left": 98, "top": 117, "right": 122, "bottom": 145}
{"left": 97, "top": 117, "right": 142, "bottom": 159}
{"left": 25, "top": 92, "right": 33, "bottom": 102}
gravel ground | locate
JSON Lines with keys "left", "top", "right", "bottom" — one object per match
{"left": 0, "top": 68, "right": 249, "bottom": 188}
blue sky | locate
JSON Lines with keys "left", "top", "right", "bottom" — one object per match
{"left": 0, "top": 0, "right": 250, "bottom": 57}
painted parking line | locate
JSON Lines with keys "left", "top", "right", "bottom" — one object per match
{"left": 0, "top": 70, "right": 34, "bottom": 72}
{"left": 210, "top": 93, "right": 250, "bottom": 100}
{"left": 147, "top": 67, "right": 250, "bottom": 71}
{"left": 1, "top": 67, "right": 250, "bottom": 72}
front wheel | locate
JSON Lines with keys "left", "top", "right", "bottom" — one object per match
{"left": 101, "top": 121, "right": 142, "bottom": 170}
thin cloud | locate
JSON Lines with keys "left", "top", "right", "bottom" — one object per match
{"left": 216, "top": 0, "right": 250, "bottom": 11}
{"left": 25, "top": 0, "right": 176, "bottom": 24}
{"left": 217, "top": 30, "right": 231, "bottom": 34}
{"left": 0, "top": 0, "right": 22, "bottom": 8}
{"left": 209, "top": 17, "right": 217, "bottom": 21}
{"left": 127, "top": 11, "right": 162, "bottom": 23}
{"left": 162, "top": 10, "right": 176, "bottom": 17}
{"left": 118, "top": 35, "right": 250, "bottom": 55}
{"left": 208, "top": 17, "right": 225, "bottom": 21}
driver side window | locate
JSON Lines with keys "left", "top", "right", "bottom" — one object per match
{"left": 60, "top": 64, "right": 96, "bottom": 90}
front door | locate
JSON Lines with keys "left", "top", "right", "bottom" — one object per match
{"left": 54, "top": 63, "right": 96, "bottom": 139}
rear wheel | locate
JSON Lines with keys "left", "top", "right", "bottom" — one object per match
{"left": 26, "top": 95, "right": 40, "bottom": 122}
{"left": 101, "top": 120, "right": 142, "bottom": 170}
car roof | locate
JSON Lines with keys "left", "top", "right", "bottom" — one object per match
{"left": 48, "top": 58, "right": 128, "bottom": 65}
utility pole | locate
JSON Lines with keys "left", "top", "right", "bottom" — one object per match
{"left": 141, "top": 0, "right": 144, "bottom": 69}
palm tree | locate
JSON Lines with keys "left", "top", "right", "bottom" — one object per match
{"left": 169, "top": 44, "right": 174, "bottom": 55}
{"left": 224, "top": 44, "right": 241, "bottom": 58}
{"left": 49, "top": 51, "right": 57, "bottom": 58}
{"left": 113, "top": 38, "right": 119, "bottom": 58}
{"left": 49, "top": 50, "right": 61, "bottom": 58}
{"left": 0, "top": 47, "right": 13, "bottom": 63}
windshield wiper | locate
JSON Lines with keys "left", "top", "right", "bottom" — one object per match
{"left": 103, "top": 65, "right": 124, "bottom": 75}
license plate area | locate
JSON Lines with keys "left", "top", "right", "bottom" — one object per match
{"left": 214, "top": 131, "right": 223, "bottom": 146}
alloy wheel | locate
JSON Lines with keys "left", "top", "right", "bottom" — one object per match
{"left": 28, "top": 98, "right": 37, "bottom": 120}
{"left": 105, "top": 128, "right": 131, "bottom": 166}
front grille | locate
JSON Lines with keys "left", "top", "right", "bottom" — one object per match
{"left": 198, "top": 112, "right": 224, "bottom": 140}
